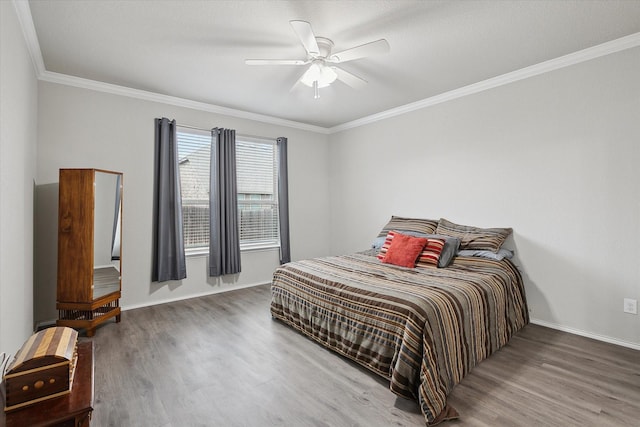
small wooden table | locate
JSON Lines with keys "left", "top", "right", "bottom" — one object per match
{"left": 1, "top": 341, "right": 94, "bottom": 427}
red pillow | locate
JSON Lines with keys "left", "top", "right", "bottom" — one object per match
{"left": 379, "top": 231, "right": 427, "bottom": 268}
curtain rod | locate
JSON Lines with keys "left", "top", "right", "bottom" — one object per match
{"left": 176, "top": 123, "right": 277, "bottom": 142}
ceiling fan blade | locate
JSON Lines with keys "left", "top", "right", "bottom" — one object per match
{"left": 245, "top": 59, "right": 307, "bottom": 65}
{"left": 290, "top": 20, "right": 320, "bottom": 56}
{"left": 328, "top": 39, "right": 390, "bottom": 63}
{"left": 333, "top": 66, "right": 367, "bottom": 89}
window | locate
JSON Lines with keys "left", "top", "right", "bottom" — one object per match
{"left": 236, "top": 139, "right": 279, "bottom": 248}
{"left": 176, "top": 129, "right": 280, "bottom": 252}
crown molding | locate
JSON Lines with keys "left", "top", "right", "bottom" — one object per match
{"left": 38, "top": 71, "right": 330, "bottom": 134}
{"left": 12, "top": 0, "right": 45, "bottom": 76}
{"left": 329, "top": 32, "right": 640, "bottom": 134}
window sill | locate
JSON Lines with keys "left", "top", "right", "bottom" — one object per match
{"left": 241, "top": 243, "right": 280, "bottom": 253}
{"left": 185, "top": 244, "right": 280, "bottom": 258}
{"left": 185, "top": 248, "right": 209, "bottom": 258}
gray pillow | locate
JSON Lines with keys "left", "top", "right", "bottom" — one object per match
{"left": 371, "top": 236, "right": 387, "bottom": 250}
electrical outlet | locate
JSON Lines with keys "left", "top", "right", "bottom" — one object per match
{"left": 623, "top": 298, "right": 637, "bottom": 314}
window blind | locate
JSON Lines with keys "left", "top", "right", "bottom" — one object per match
{"left": 177, "top": 129, "right": 210, "bottom": 250}
{"left": 236, "top": 139, "right": 279, "bottom": 247}
{"left": 176, "top": 129, "right": 280, "bottom": 251}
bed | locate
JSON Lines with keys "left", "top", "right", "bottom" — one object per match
{"left": 270, "top": 217, "right": 529, "bottom": 425}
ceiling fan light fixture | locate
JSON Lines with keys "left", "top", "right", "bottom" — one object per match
{"left": 300, "top": 62, "right": 337, "bottom": 88}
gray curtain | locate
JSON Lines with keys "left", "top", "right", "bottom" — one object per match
{"left": 152, "top": 117, "right": 187, "bottom": 282}
{"left": 209, "top": 128, "right": 241, "bottom": 276}
{"left": 277, "top": 137, "right": 291, "bottom": 264}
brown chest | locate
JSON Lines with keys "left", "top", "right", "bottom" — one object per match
{"left": 2, "top": 327, "right": 78, "bottom": 412}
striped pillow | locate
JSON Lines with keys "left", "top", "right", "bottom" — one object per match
{"left": 378, "top": 231, "right": 444, "bottom": 268}
{"left": 376, "top": 216, "right": 439, "bottom": 238}
{"left": 377, "top": 231, "right": 397, "bottom": 260}
{"left": 415, "top": 238, "right": 445, "bottom": 268}
{"left": 435, "top": 218, "right": 512, "bottom": 253}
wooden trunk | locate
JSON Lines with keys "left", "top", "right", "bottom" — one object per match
{"left": 3, "top": 327, "right": 78, "bottom": 412}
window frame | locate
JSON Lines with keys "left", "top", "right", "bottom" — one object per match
{"left": 176, "top": 128, "right": 281, "bottom": 256}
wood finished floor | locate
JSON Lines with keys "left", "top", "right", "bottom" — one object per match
{"left": 88, "top": 284, "right": 640, "bottom": 427}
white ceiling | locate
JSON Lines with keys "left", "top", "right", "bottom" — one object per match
{"left": 26, "top": 0, "right": 640, "bottom": 129}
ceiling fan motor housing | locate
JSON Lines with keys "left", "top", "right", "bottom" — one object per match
{"left": 313, "top": 37, "right": 334, "bottom": 59}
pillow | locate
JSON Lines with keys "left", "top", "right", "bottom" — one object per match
{"left": 415, "top": 237, "right": 445, "bottom": 268}
{"left": 379, "top": 232, "right": 428, "bottom": 268}
{"left": 398, "top": 231, "right": 460, "bottom": 268}
{"left": 457, "top": 248, "right": 514, "bottom": 261}
{"left": 377, "top": 231, "right": 400, "bottom": 260}
{"left": 376, "top": 216, "right": 438, "bottom": 238}
{"left": 371, "top": 236, "right": 387, "bottom": 250}
{"left": 435, "top": 218, "right": 512, "bottom": 253}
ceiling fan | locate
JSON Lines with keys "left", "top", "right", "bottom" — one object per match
{"left": 245, "top": 20, "right": 390, "bottom": 99}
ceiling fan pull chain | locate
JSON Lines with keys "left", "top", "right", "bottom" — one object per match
{"left": 313, "top": 80, "right": 320, "bottom": 99}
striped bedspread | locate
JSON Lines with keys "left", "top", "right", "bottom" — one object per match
{"left": 270, "top": 251, "right": 528, "bottom": 425}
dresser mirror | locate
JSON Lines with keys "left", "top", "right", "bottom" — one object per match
{"left": 93, "top": 172, "right": 122, "bottom": 299}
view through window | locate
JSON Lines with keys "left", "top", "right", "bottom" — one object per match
{"left": 176, "top": 129, "right": 280, "bottom": 251}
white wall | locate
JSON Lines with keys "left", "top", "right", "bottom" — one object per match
{"left": 329, "top": 47, "right": 640, "bottom": 347}
{"left": 0, "top": 2, "right": 38, "bottom": 355}
{"left": 34, "top": 82, "right": 331, "bottom": 324}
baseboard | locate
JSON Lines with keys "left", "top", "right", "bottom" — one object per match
{"left": 121, "top": 281, "right": 271, "bottom": 311}
{"left": 530, "top": 318, "right": 640, "bottom": 351}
